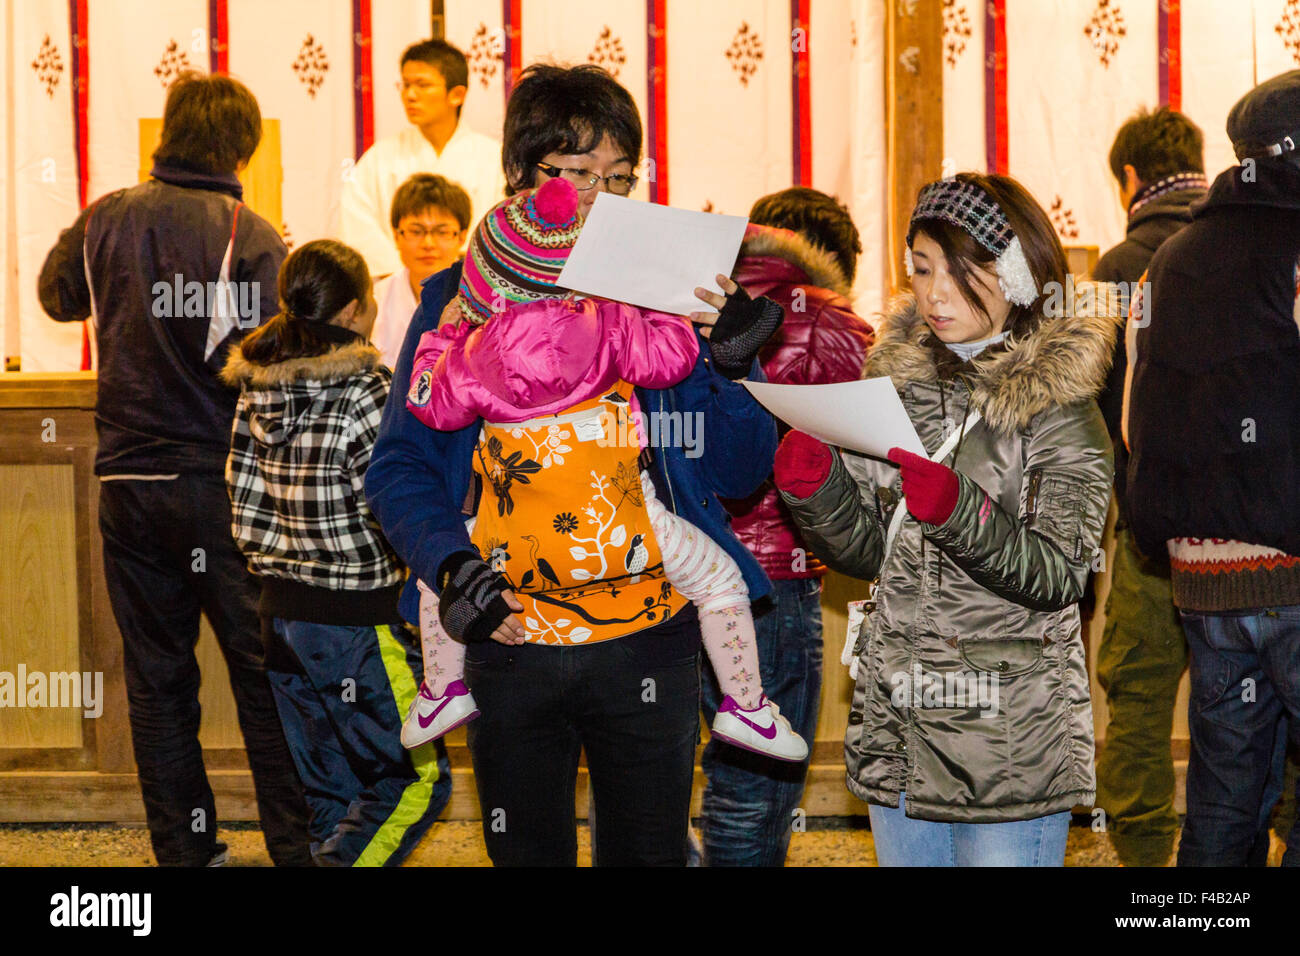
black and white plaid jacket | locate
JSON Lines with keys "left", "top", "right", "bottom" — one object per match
{"left": 222, "top": 336, "right": 404, "bottom": 593}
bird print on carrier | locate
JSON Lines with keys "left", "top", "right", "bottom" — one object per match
{"left": 624, "top": 533, "right": 650, "bottom": 583}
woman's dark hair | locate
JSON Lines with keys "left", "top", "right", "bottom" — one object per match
{"left": 910, "top": 172, "right": 1068, "bottom": 340}
{"left": 153, "top": 72, "right": 262, "bottom": 176}
{"left": 1108, "top": 106, "right": 1204, "bottom": 187}
{"left": 239, "top": 240, "right": 371, "bottom": 364}
{"left": 501, "top": 63, "right": 642, "bottom": 195}
{"left": 389, "top": 173, "right": 472, "bottom": 230}
{"left": 750, "top": 187, "right": 863, "bottom": 284}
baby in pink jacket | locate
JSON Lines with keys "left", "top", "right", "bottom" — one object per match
{"left": 399, "top": 176, "right": 806, "bottom": 763}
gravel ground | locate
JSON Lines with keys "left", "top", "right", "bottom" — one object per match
{"left": 8, "top": 817, "right": 1282, "bottom": 867}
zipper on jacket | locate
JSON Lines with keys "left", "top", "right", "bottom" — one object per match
{"left": 1025, "top": 469, "right": 1043, "bottom": 525}
{"left": 660, "top": 390, "right": 679, "bottom": 514}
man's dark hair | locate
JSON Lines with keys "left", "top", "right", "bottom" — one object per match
{"left": 389, "top": 173, "right": 472, "bottom": 231}
{"left": 749, "top": 187, "right": 863, "bottom": 284}
{"left": 502, "top": 64, "right": 642, "bottom": 195}
{"left": 153, "top": 72, "right": 261, "bottom": 176}
{"left": 401, "top": 39, "right": 469, "bottom": 92}
{"left": 1108, "top": 106, "right": 1205, "bottom": 187}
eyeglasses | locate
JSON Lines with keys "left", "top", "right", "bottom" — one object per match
{"left": 398, "top": 225, "right": 462, "bottom": 242}
{"left": 536, "top": 162, "right": 638, "bottom": 196}
{"left": 396, "top": 80, "right": 446, "bottom": 95}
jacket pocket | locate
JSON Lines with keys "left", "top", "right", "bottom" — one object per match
{"left": 1026, "top": 472, "right": 1087, "bottom": 565}
{"left": 957, "top": 636, "right": 1045, "bottom": 679}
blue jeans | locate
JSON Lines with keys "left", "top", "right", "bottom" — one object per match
{"left": 868, "top": 794, "right": 1070, "bottom": 866}
{"left": 1177, "top": 606, "right": 1300, "bottom": 867}
{"left": 699, "top": 577, "right": 824, "bottom": 866}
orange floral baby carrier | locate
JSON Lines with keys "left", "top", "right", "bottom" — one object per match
{"left": 469, "top": 379, "right": 687, "bottom": 646}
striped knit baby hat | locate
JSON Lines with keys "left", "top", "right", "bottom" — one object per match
{"left": 457, "top": 176, "right": 583, "bottom": 324}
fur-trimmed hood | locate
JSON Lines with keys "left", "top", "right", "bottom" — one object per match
{"left": 863, "top": 282, "right": 1123, "bottom": 434}
{"left": 220, "top": 337, "right": 381, "bottom": 389}
{"left": 737, "top": 224, "right": 852, "bottom": 298}
{"left": 221, "top": 338, "right": 383, "bottom": 447}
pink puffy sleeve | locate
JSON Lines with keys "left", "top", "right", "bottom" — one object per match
{"left": 405, "top": 322, "right": 479, "bottom": 431}
{"left": 600, "top": 302, "right": 700, "bottom": 389}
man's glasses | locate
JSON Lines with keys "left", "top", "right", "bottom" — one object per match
{"left": 536, "top": 162, "right": 638, "bottom": 196}
{"left": 398, "top": 225, "right": 462, "bottom": 242}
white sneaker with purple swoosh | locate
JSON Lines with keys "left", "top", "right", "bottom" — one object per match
{"left": 710, "top": 695, "right": 808, "bottom": 762}
{"left": 400, "top": 680, "right": 480, "bottom": 749}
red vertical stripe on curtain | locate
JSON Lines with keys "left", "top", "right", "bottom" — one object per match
{"left": 1159, "top": 0, "right": 1181, "bottom": 111}
{"left": 209, "top": 0, "right": 229, "bottom": 74}
{"left": 353, "top": 0, "right": 374, "bottom": 159}
{"left": 984, "top": 0, "right": 1008, "bottom": 175}
{"left": 647, "top": 0, "right": 668, "bottom": 204}
{"left": 502, "top": 0, "right": 522, "bottom": 99}
{"left": 70, "top": 0, "right": 91, "bottom": 369}
{"left": 792, "top": 0, "right": 812, "bottom": 186}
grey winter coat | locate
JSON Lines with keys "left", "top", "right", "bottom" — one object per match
{"left": 781, "top": 291, "right": 1119, "bottom": 823}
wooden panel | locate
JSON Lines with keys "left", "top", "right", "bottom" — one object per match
{"left": 886, "top": 0, "right": 944, "bottom": 291}
{"left": 139, "top": 119, "right": 283, "bottom": 233}
{"left": 0, "top": 372, "right": 96, "bottom": 409}
{"left": 196, "top": 615, "right": 245, "bottom": 750}
{"left": 0, "top": 465, "right": 83, "bottom": 749}
{"left": 814, "top": 572, "right": 865, "bottom": 743}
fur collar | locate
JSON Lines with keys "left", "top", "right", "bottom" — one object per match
{"left": 221, "top": 338, "right": 381, "bottom": 389}
{"left": 863, "top": 282, "right": 1122, "bottom": 434}
{"left": 739, "top": 227, "right": 852, "bottom": 298}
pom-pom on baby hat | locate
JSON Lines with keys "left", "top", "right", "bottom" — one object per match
{"left": 457, "top": 176, "right": 583, "bottom": 324}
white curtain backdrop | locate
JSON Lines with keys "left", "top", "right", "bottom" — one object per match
{"left": 8, "top": 1, "right": 1294, "bottom": 371}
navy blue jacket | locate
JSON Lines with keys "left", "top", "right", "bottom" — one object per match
{"left": 365, "top": 262, "right": 779, "bottom": 626}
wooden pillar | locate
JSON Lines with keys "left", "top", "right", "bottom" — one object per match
{"left": 885, "top": 0, "right": 943, "bottom": 293}
{"left": 431, "top": 0, "right": 445, "bottom": 39}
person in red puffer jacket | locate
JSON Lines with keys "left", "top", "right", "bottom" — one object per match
{"left": 701, "top": 187, "right": 874, "bottom": 866}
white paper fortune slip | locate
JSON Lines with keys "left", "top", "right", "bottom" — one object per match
{"left": 741, "top": 378, "right": 927, "bottom": 460}
{"left": 556, "top": 192, "right": 749, "bottom": 316}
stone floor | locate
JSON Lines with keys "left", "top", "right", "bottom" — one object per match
{"left": 3, "top": 817, "right": 1288, "bottom": 867}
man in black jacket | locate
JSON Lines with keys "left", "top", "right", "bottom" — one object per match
{"left": 1092, "top": 107, "right": 1206, "bottom": 867}
{"left": 1125, "top": 71, "right": 1300, "bottom": 866}
{"left": 39, "top": 73, "right": 311, "bottom": 867}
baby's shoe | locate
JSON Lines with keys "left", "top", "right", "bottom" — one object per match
{"left": 401, "top": 680, "right": 479, "bottom": 748}
{"left": 710, "top": 695, "right": 808, "bottom": 762}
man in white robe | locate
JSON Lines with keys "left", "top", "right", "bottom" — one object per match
{"left": 340, "top": 39, "right": 502, "bottom": 279}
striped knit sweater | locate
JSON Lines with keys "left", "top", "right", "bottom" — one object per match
{"left": 1167, "top": 538, "right": 1300, "bottom": 613}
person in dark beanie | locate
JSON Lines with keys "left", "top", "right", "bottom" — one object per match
{"left": 1091, "top": 107, "right": 1206, "bottom": 867}
{"left": 1125, "top": 69, "right": 1300, "bottom": 867}
{"left": 38, "top": 72, "right": 311, "bottom": 867}
{"left": 701, "top": 187, "right": 874, "bottom": 866}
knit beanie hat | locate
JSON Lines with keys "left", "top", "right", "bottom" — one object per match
{"left": 1227, "top": 68, "right": 1300, "bottom": 162}
{"left": 457, "top": 176, "right": 583, "bottom": 324}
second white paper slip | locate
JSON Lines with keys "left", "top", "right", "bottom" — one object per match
{"left": 556, "top": 192, "right": 750, "bottom": 316}
{"left": 741, "top": 378, "right": 927, "bottom": 460}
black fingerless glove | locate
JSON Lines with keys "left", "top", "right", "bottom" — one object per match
{"left": 436, "top": 551, "right": 515, "bottom": 644}
{"left": 708, "top": 284, "right": 784, "bottom": 380}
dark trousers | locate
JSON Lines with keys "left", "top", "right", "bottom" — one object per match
{"left": 264, "top": 618, "right": 451, "bottom": 866}
{"left": 1177, "top": 605, "right": 1300, "bottom": 867}
{"left": 699, "top": 576, "right": 824, "bottom": 866}
{"left": 99, "top": 475, "right": 312, "bottom": 866}
{"left": 465, "top": 604, "right": 702, "bottom": 866}
{"left": 1094, "top": 527, "right": 1188, "bottom": 866}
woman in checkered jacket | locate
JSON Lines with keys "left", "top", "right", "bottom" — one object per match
{"left": 221, "top": 239, "right": 450, "bottom": 866}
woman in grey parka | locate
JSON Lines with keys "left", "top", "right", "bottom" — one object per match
{"left": 773, "top": 173, "right": 1119, "bottom": 865}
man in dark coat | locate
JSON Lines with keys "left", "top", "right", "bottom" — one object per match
{"left": 39, "top": 73, "right": 311, "bottom": 867}
{"left": 1125, "top": 72, "right": 1300, "bottom": 866}
{"left": 1091, "top": 107, "right": 1206, "bottom": 867}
